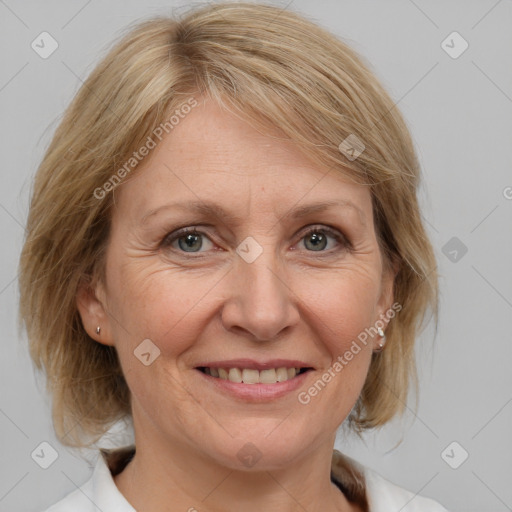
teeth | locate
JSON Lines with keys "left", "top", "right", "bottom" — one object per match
{"left": 205, "top": 366, "right": 304, "bottom": 383}
{"left": 228, "top": 368, "right": 243, "bottom": 383}
{"left": 242, "top": 369, "right": 260, "bottom": 384}
{"left": 259, "top": 369, "right": 276, "bottom": 384}
{"left": 275, "top": 367, "right": 288, "bottom": 382}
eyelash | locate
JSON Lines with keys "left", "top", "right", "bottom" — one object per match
{"left": 160, "top": 225, "right": 351, "bottom": 256}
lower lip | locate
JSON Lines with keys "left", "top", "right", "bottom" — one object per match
{"left": 195, "top": 369, "right": 312, "bottom": 402}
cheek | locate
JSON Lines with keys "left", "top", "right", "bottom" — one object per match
{"left": 107, "top": 257, "right": 220, "bottom": 355}
{"left": 105, "top": 264, "right": 211, "bottom": 410}
{"left": 295, "top": 275, "right": 377, "bottom": 422}
{"left": 298, "top": 269, "right": 381, "bottom": 352}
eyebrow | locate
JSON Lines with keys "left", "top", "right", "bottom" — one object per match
{"left": 140, "top": 199, "right": 366, "bottom": 226}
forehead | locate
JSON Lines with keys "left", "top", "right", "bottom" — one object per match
{"left": 114, "top": 99, "right": 372, "bottom": 224}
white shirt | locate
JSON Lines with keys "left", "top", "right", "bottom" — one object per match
{"left": 43, "top": 449, "right": 450, "bottom": 512}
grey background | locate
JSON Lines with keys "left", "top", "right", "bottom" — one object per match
{"left": 1, "top": 0, "right": 511, "bottom": 511}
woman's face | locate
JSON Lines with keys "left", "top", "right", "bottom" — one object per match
{"left": 80, "top": 98, "right": 395, "bottom": 469}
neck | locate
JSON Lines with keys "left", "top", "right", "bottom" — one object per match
{"left": 113, "top": 435, "right": 363, "bottom": 512}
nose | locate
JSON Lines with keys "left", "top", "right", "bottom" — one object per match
{"left": 220, "top": 251, "right": 300, "bottom": 341}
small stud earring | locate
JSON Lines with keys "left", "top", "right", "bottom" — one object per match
{"left": 375, "top": 326, "right": 386, "bottom": 352}
{"left": 96, "top": 326, "right": 101, "bottom": 335}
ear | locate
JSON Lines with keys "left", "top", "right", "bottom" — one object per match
{"left": 374, "top": 258, "right": 399, "bottom": 336}
{"left": 76, "top": 276, "right": 115, "bottom": 347}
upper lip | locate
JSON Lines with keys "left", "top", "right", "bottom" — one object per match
{"left": 194, "top": 359, "right": 315, "bottom": 371}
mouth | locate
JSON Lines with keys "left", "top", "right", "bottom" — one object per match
{"left": 195, "top": 366, "right": 314, "bottom": 384}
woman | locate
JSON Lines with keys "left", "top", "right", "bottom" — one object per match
{"left": 19, "top": 2, "right": 448, "bottom": 511}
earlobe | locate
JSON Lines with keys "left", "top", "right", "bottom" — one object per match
{"left": 76, "top": 278, "right": 115, "bottom": 346}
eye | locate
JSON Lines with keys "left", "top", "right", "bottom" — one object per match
{"left": 161, "top": 225, "right": 350, "bottom": 256}
{"left": 162, "top": 227, "right": 215, "bottom": 253}
{"left": 298, "top": 226, "right": 349, "bottom": 253}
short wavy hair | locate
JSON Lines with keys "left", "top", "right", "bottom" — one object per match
{"left": 19, "top": 1, "right": 438, "bottom": 448}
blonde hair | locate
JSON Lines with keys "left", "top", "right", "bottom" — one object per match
{"left": 19, "top": 2, "right": 438, "bottom": 448}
